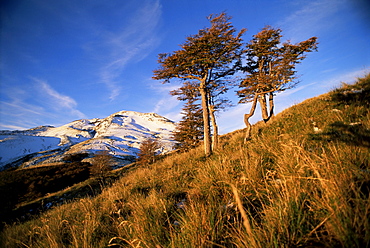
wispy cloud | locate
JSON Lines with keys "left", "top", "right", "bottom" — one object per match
{"left": 217, "top": 67, "right": 369, "bottom": 134}
{"left": 0, "top": 86, "right": 46, "bottom": 129}
{"left": 0, "top": 100, "right": 44, "bottom": 117}
{"left": 0, "top": 78, "right": 87, "bottom": 130}
{"left": 94, "top": 0, "right": 162, "bottom": 101}
{"left": 153, "top": 96, "right": 180, "bottom": 114}
{"left": 149, "top": 79, "right": 182, "bottom": 121}
{"left": 278, "top": 0, "right": 343, "bottom": 41}
{"left": 34, "top": 78, "right": 86, "bottom": 119}
{"left": 0, "top": 99, "right": 45, "bottom": 129}
{"left": 314, "top": 67, "right": 370, "bottom": 91}
{"left": 0, "top": 124, "right": 28, "bottom": 130}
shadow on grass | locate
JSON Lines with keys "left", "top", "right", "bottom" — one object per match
{"left": 309, "top": 121, "right": 370, "bottom": 148}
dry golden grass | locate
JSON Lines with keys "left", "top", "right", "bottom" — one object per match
{"left": 1, "top": 74, "right": 369, "bottom": 247}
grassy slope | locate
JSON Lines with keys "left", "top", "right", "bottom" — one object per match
{"left": 1, "top": 74, "right": 369, "bottom": 247}
{"left": 0, "top": 158, "right": 138, "bottom": 229}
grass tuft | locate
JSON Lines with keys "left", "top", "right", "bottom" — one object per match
{"left": 1, "top": 74, "right": 369, "bottom": 247}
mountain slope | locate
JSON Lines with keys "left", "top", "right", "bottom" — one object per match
{"left": 0, "top": 111, "right": 176, "bottom": 170}
{"left": 1, "top": 74, "right": 369, "bottom": 247}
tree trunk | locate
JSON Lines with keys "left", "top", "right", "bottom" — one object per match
{"left": 258, "top": 94, "right": 269, "bottom": 122}
{"left": 244, "top": 94, "right": 258, "bottom": 142}
{"left": 268, "top": 92, "right": 274, "bottom": 120}
{"left": 199, "top": 85, "right": 212, "bottom": 157}
{"left": 210, "top": 105, "right": 219, "bottom": 151}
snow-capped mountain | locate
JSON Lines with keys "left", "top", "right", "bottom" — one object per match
{"left": 0, "top": 111, "right": 177, "bottom": 170}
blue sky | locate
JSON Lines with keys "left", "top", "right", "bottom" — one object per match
{"left": 1, "top": 0, "right": 369, "bottom": 134}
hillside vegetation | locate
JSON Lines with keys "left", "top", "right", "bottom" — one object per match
{"left": 1, "top": 74, "right": 369, "bottom": 247}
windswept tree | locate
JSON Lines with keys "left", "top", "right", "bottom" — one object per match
{"left": 238, "top": 26, "right": 318, "bottom": 141}
{"left": 90, "top": 150, "right": 113, "bottom": 179}
{"left": 207, "top": 80, "right": 234, "bottom": 149}
{"left": 136, "top": 138, "right": 161, "bottom": 165}
{"left": 153, "top": 12, "right": 245, "bottom": 156}
{"left": 171, "top": 81, "right": 204, "bottom": 151}
{"left": 172, "top": 80, "right": 231, "bottom": 151}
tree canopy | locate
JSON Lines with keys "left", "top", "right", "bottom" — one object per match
{"left": 171, "top": 82, "right": 204, "bottom": 151}
{"left": 153, "top": 12, "right": 245, "bottom": 156}
{"left": 237, "top": 26, "right": 318, "bottom": 140}
{"left": 154, "top": 14, "right": 318, "bottom": 154}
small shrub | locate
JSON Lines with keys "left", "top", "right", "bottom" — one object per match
{"left": 89, "top": 150, "right": 113, "bottom": 178}
{"left": 63, "top": 153, "right": 89, "bottom": 163}
{"left": 136, "top": 138, "right": 161, "bottom": 166}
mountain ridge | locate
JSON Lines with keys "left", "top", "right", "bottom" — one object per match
{"left": 0, "top": 110, "right": 177, "bottom": 170}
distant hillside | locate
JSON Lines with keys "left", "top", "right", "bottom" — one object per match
{"left": 0, "top": 110, "right": 176, "bottom": 170}
{"left": 1, "top": 74, "right": 369, "bottom": 247}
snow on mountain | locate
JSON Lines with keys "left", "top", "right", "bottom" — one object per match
{"left": 36, "top": 119, "right": 98, "bottom": 146}
{"left": 0, "top": 111, "right": 177, "bottom": 170}
{"left": 0, "top": 135, "right": 61, "bottom": 166}
{"left": 66, "top": 111, "right": 176, "bottom": 156}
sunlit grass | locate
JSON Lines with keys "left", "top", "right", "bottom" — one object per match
{"left": 1, "top": 74, "right": 369, "bottom": 247}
